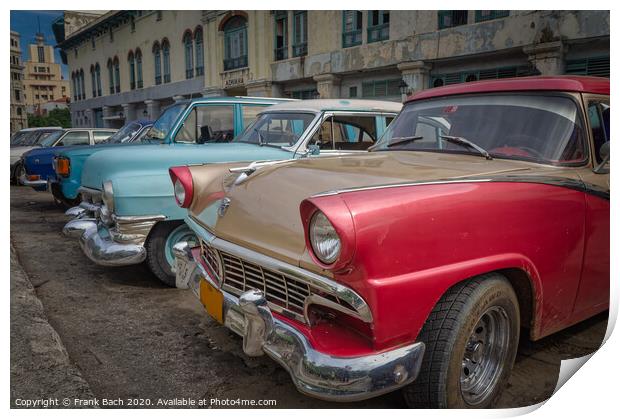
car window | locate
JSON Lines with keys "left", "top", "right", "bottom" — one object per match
{"left": 94, "top": 131, "right": 115, "bottom": 143}
{"left": 311, "top": 115, "right": 379, "bottom": 151}
{"left": 39, "top": 130, "right": 66, "bottom": 147}
{"left": 175, "top": 105, "right": 235, "bottom": 143}
{"left": 57, "top": 131, "right": 90, "bottom": 146}
{"left": 234, "top": 112, "right": 316, "bottom": 147}
{"left": 241, "top": 105, "right": 269, "bottom": 130}
{"left": 588, "top": 100, "right": 610, "bottom": 163}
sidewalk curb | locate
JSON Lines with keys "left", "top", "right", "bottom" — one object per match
{"left": 10, "top": 242, "right": 97, "bottom": 408}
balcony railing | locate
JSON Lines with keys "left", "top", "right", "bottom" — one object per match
{"left": 223, "top": 55, "right": 248, "bottom": 71}
{"left": 367, "top": 23, "right": 389, "bottom": 43}
{"left": 342, "top": 30, "right": 362, "bottom": 48}
{"left": 274, "top": 46, "right": 288, "bottom": 61}
{"left": 292, "top": 43, "right": 307, "bottom": 57}
{"left": 155, "top": 75, "right": 162, "bottom": 85}
{"left": 137, "top": 80, "right": 143, "bottom": 89}
{"left": 130, "top": 81, "right": 136, "bottom": 90}
{"left": 164, "top": 74, "right": 171, "bottom": 83}
{"left": 186, "top": 68, "right": 194, "bottom": 79}
{"left": 195, "top": 66, "right": 204, "bottom": 76}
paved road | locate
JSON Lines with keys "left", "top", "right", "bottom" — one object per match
{"left": 10, "top": 185, "right": 608, "bottom": 408}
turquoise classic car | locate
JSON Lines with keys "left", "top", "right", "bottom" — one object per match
{"left": 63, "top": 98, "right": 402, "bottom": 286}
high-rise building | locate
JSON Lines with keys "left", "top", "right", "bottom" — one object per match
{"left": 22, "top": 33, "right": 71, "bottom": 114}
{"left": 10, "top": 31, "right": 27, "bottom": 133}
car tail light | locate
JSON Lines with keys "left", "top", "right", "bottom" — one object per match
{"left": 55, "top": 157, "right": 70, "bottom": 177}
{"left": 169, "top": 166, "right": 194, "bottom": 208}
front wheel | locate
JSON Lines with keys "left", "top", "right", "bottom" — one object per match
{"left": 12, "top": 162, "right": 25, "bottom": 185}
{"left": 145, "top": 220, "right": 197, "bottom": 287}
{"left": 403, "top": 273, "right": 520, "bottom": 408}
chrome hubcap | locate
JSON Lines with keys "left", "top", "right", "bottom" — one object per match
{"left": 460, "top": 306, "right": 510, "bottom": 406}
{"left": 164, "top": 225, "right": 197, "bottom": 271}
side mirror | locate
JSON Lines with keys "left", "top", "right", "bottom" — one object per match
{"left": 307, "top": 144, "right": 320, "bottom": 156}
{"left": 593, "top": 141, "right": 610, "bottom": 174}
{"left": 600, "top": 141, "right": 610, "bottom": 161}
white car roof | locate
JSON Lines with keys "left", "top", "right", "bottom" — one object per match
{"left": 260, "top": 99, "right": 403, "bottom": 114}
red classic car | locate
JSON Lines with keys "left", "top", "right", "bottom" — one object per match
{"left": 171, "top": 76, "right": 609, "bottom": 408}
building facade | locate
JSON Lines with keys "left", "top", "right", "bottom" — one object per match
{"left": 10, "top": 31, "right": 27, "bottom": 133}
{"left": 60, "top": 10, "right": 610, "bottom": 128}
{"left": 22, "top": 33, "right": 71, "bottom": 114}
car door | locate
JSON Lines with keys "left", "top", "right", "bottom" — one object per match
{"left": 572, "top": 95, "right": 610, "bottom": 319}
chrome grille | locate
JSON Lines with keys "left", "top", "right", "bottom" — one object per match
{"left": 200, "top": 240, "right": 348, "bottom": 320}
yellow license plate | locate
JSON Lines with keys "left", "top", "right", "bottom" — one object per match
{"left": 199, "top": 278, "right": 224, "bottom": 324}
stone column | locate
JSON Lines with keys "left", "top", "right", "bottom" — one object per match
{"left": 144, "top": 100, "right": 161, "bottom": 120}
{"left": 523, "top": 41, "right": 565, "bottom": 76}
{"left": 202, "top": 86, "right": 226, "bottom": 97}
{"left": 121, "top": 103, "right": 137, "bottom": 122}
{"left": 102, "top": 105, "right": 114, "bottom": 128}
{"left": 246, "top": 79, "right": 281, "bottom": 97}
{"left": 84, "top": 109, "right": 94, "bottom": 128}
{"left": 314, "top": 74, "right": 341, "bottom": 99}
{"left": 397, "top": 61, "right": 432, "bottom": 99}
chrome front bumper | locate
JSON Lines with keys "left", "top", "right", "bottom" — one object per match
{"left": 19, "top": 174, "right": 47, "bottom": 187}
{"left": 173, "top": 241, "right": 425, "bottom": 402}
{"left": 71, "top": 220, "right": 147, "bottom": 266}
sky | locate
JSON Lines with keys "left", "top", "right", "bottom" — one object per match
{"left": 10, "top": 10, "right": 69, "bottom": 79}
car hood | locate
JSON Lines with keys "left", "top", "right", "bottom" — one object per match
{"left": 187, "top": 151, "right": 572, "bottom": 267}
{"left": 11, "top": 146, "right": 35, "bottom": 159}
{"left": 59, "top": 141, "right": 141, "bottom": 158}
{"left": 81, "top": 142, "right": 293, "bottom": 190}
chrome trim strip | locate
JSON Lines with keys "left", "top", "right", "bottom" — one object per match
{"left": 185, "top": 215, "right": 373, "bottom": 323}
{"left": 312, "top": 175, "right": 610, "bottom": 200}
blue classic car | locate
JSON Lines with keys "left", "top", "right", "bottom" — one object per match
{"left": 20, "top": 127, "right": 118, "bottom": 194}
{"left": 22, "top": 120, "right": 153, "bottom": 206}
{"left": 63, "top": 97, "right": 401, "bottom": 287}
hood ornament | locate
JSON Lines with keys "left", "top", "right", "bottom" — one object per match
{"left": 218, "top": 197, "right": 231, "bottom": 217}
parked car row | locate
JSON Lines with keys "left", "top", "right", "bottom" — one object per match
{"left": 15, "top": 76, "right": 610, "bottom": 408}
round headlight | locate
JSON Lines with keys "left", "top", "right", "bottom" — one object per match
{"left": 102, "top": 180, "right": 114, "bottom": 212}
{"left": 174, "top": 178, "right": 186, "bottom": 206}
{"left": 309, "top": 211, "right": 341, "bottom": 265}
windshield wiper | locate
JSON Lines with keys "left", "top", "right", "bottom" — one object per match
{"left": 440, "top": 135, "right": 493, "bottom": 160}
{"left": 386, "top": 136, "right": 424, "bottom": 148}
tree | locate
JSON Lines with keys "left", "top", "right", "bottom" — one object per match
{"left": 27, "top": 108, "right": 72, "bottom": 128}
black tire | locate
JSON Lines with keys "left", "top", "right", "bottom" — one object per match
{"left": 12, "top": 162, "right": 24, "bottom": 185}
{"left": 403, "top": 273, "right": 520, "bottom": 409}
{"left": 145, "top": 220, "right": 188, "bottom": 287}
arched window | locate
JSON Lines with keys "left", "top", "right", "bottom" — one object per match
{"left": 135, "top": 49, "right": 143, "bottom": 88}
{"left": 113, "top": 56, "right": 120, "bottom": 93}
{"left": 223, "top": 16, "right": 248, "bottom": 71}
{"left": 162, "top": 39, "right": 171, "bottom": 83}
{"left": 128, "top": 50, "right": 136, "bottom": 90}
{"left": 183, "top": 30, "right": 194, "bottom": 79}
{"left": 79, "top": 69, "right": 85, "bottom": 100}
{"left": 107, "top": 59, "right": 114, "bottom": 94}
{"left": 195, "top": 27, "right": 204, "bottom": 76}
{"left": 90, "top": 65, "right": 96, "bottom": 97}
{"left": 153, "top": 41, "right": 161, "bottom": 85}
{"left": 95, "top": 63, "right": 102, "bottom": 96}
{"left": 71, "top": 72, "right": 77, "bottom": 101}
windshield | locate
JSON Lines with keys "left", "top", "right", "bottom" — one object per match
{"left": 16, "top": 130, "right": 58, "bottom": 147}
{"left": 39, "top": 130, "right": 66, "bottom": 147}
{"left": 233, "top": 112, "right": 316, "bottom": 147}
{"left": 10, "top": 131, "right": 29, "bottom": 145}
{"left": 373, "top": 94, "right": 587, "bottom": 165}
{"left": 104, "top": 122, "right": 142, "bottom": 144}
{"left": 143, "top": 104, "right": 187, "bottom": 142}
